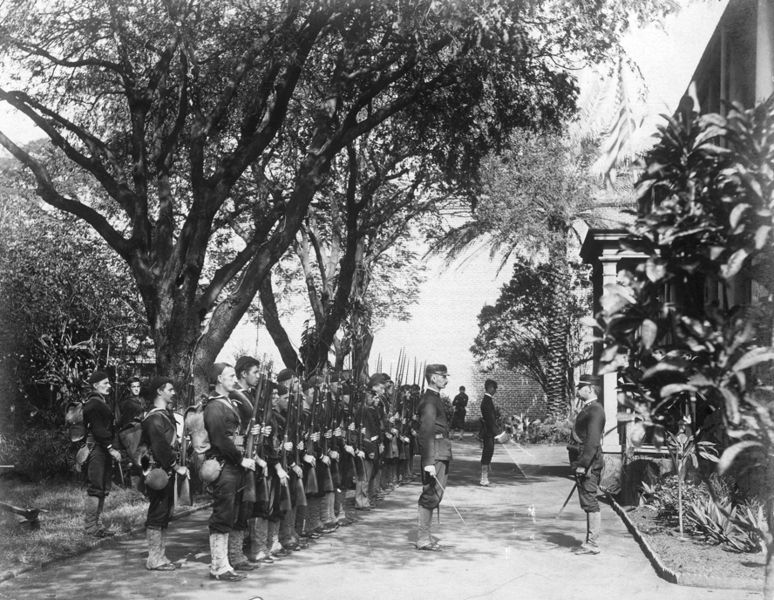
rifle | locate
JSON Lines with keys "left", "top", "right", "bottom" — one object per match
{"left": 237, "top": 372, "right": 265, "bottom": 504}
{"left": 290, "top": 388, "right": 308, "bottom": 508}
{"left": 303, "top": 386, "right": 319, "bottom": 495}
{"left": 175, "top": 380, "right": 193, "bottom": 506}
{"left": 317, "top": 380, "right": 335, "bottom": 493}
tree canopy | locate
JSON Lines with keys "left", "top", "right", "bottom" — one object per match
{"left": 0, "top": 0, "right": 674, "bottom": 390}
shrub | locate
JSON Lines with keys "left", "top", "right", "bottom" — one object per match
{"left": 523, "top": 416, "right": 572, "bottom": 444}
{"left": 0, "top": 428, "right": 73, "bottom": 480}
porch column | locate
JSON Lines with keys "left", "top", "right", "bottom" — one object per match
{"left": 599, "top": 255, "right": 621, "bottom": 453}
{"left": 757, "top": 0, "right": 774, "bottom": 102}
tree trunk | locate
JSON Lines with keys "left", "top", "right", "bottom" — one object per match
{"left": 544, "top": 225, "right": 571, "bottom": 420}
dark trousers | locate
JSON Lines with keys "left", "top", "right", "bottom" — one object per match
{"left": 145, "top": 473, "right": 175, "bottom": 529}
{"left": 418, "top": 460, "right": 448, "bottom": 510}
{"left": 480, "top": 435, "right": 495, "bottom": 466}
{"left": 568, "top": 446, "right": 604, "bottom": 513}
{"left": 209, "top": 462, "right": 242, "bottom": 533}
{"left": 86, "top": 445, "right": 113, "bottom": 498}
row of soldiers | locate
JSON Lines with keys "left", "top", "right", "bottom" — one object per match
{"left": 78, "top": 358, "right": 428, "bottom": 580}
{"left": 192, "top": 358, "right": 426, "bottom": 581}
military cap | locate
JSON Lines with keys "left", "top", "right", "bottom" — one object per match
{"left": 277, "top": 368, "right": 295, "bottom": 383}
{"left": 368, "top": 373, "right": 390, "bottom": 388}
{"left": 234, "top": 355, "right": 260, "bottom": 376}
{"left": 88, "top": 370, "right": 110, "bottom": 385}
{"left": 424, "top": 364, "right": 449, "bottom": 379}
{"left": 276, "top": 384, "right": 289, "bottom": 396}
{"left": 578, "top": 374, "right": 602, "bottom": 386}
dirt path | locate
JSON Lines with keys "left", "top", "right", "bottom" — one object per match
{"left": 0, "top": 441, "right": 763, "bottom": 600}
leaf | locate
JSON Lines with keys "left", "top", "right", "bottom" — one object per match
{"left": 754, "top": 225, "right": 771, "bottom": 250}
{"left": 728, "top": 203, "right": 749, "bottom": 230}
{"left": 642, "top": 361, "right": 684, "bottom": 380}
{"left": 600, "top": 343, "right": 620, "bottom": 363}
{"left": 640, "top": 319, "right": 658, "bottom": 349}
{"left": 660, "top": 383, "right": 696, "bottom": 398}
{"left": 720, "top": 248, "right": 749, "bottom": 279}
{"left": 732, "top": 348, "right": 774, "bottom": 372}
{"left": 579, "top": 316, "right": 600, "bottom": 329}
{"left": 717, "top": 441, "right": 764, "bottom": 475}
{"left": 644, "top": 258, "right": 666, "bottom": 283}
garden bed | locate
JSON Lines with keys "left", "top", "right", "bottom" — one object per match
{"left": 621, "top": 503, "right": 765, "bottom": 589}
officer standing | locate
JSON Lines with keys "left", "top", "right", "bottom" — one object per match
{"left": 82, "top": 370, "right": 122, "bottom": 537}
{"left": 203, "top": 363, "right": 257, "bottom": 581}
{"left": 568, "top": 374, "right": 605, "bottom": 555}
{"left": 479, "top": 379, "right": 498, "bottom": 486}
{"left": 415, "top": 363, "right": 451, "bottom": 551}
{"left": 140, "top": 376, "right": 189, "bottom": 570}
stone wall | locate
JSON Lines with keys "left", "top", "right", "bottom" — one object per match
{"left": 464, "top": 366, "right": 546, "bottom": 425}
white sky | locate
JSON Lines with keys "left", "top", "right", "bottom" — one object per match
{"left": 1, "top": 2, "right": 729, "bottom": 397}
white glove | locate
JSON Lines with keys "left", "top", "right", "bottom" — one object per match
{"left": 321, "top": 456, "right": 331, "bottom": 466}
{"left": 241, "top": 457, "right": 256, "bottom": 471}
{"left": 283, "top": 441, "right": 293, "bottom": 452}
{"left": 255, "top": 457, "right": 267, "bottom": 470}
{"left": 334, "top": 427, "right": 343, "bottom": 437}
{"left": 389, "top": 415, "right": 396, "bottom": 423}
{"left": 424, "top": 465, "right": 437, "bottom": 477}
{"left": 356, "top": 450, "right": 365, "bottom": 459}
{"left": 360, "top": 427, "right": 366, "bottom": 435}
{"left": 324, "top": 429, "right": 333, "bottom": 439}
{"left": 348, "top": 422, "right": 356, "bottom": 431}
{"left": 109, "top": 448, "right": 122, "bottom": 462}
{"left": 262, "top": 425, "right": 272, "bottom": 436}
{"left": 390, "top": 428, "right": 398, "bottom": 435}
{"left": 384, "top": 432, "right": 393, "bottom": 439}
{"left": 311, "top": 432, "right": 320, "bottom": 443}
{"left": 275, "top": 464, "right": 288, "bottom": 481}
{"left": 344, "top": 444, "right": 355, "bottom": 456}
{"left": 328, "top": 450, "right": 340, "bottom": 460}
{"left": 250, "top": 424, "right": 261, "bottom": 436}
{"left": 292, "top": 465, "right": 303, "bottom": 478}
{"left": 401, "top": 436, "right": 410, "bottom": 443}
{"left": 298, "top": 440, "right": 305, "bottom": 451}
{"left": 174, "top": 465, "right": 189, "bottom": 477}
{"left": 378, "top": 443, "right": 384, "bottom": 453}
{"left": 303, "top": 454, "right": 316, "bottom": 465}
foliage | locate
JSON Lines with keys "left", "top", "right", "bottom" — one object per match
{"left": 593, "top": 99, "right": 774, "bottom": 589}
{"left": 641, "top": 473, "right": 709, "bottom": 530}
{"left": 0, "top": 0, "right": 611, "bottom": 389}
{"left": 686, "top": 495, "right": 766, "bottom": 553}
{"left": 472, "top": 260, "right": 590, "bottom": 396}
{"left": 0, "top": 429, "right": 73, "bottom": 480}
{"left": 0, "top": 185, "right": 149, "bottom": 429}
{"left": 524, "top": 416, "right": 572, "bottom": 445}
{"left": 434, "top": 130, "right": 600, "bottom": 417}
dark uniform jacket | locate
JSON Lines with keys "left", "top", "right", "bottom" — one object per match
{"left": 417, "top": 388, "right": 451, "bottom": 468}
{"left": 203, "top": 394, "right": 244, "bottom": 466}
{"left": 355, "top": 404, "right": 381, "bottom": 455}
{"left": 117, "top": 394, "right": 145, "bottom": 430}
{"left": 83, "top": 391, "right": 115, "bottom": 449}
{"left": 141, "top": 407, "right": 178, "bottom": 470}
{"left": 571, "top": 400, "right": 605, "bottom": 468}
{"left": 480, "top": 393, "right": 497, "bottom": 437}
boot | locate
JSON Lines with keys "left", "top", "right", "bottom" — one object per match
{"left": 586, "top": 511, "right": 601, "bottom": 553}
{"left": 84, "top": 496, "right": 100, "bottom": 536}
{"left": 267, "top": 521, "right": 283, "bottom": 558}
{"left": 209, "top": 532, "right": 245, "bottom": 581}
{"left": 247, "top": 518, "right": 271, "bottom": 563}
{"left": 228, "top": 529, "right": 256, "bottom": 570}
{"left": 146, "top": 527, "right": 175, "bottom": 570}
{"left": 480, "top": 465, "right": 490, "bottom": 486}
{"left": 416, "top": 505, "right": 437, "bottom": 550}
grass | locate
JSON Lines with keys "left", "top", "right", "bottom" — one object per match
{"left": 0, "top": 478, "right": 148, "bottom": 574}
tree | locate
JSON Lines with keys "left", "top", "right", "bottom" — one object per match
{"left": 594, "top": 101, "right": 774, "bottom": 598}
{"left": 432, "top": 130, "right": 601, "bottom": 417}
{"left": 0, "top": 0, "right": 589, "bottom": 392}
{"left": 0, "top": 164, "right": 149, "bottom": 431}
{"left": 472, "top": 261, "right": 590, "bottom": 400}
